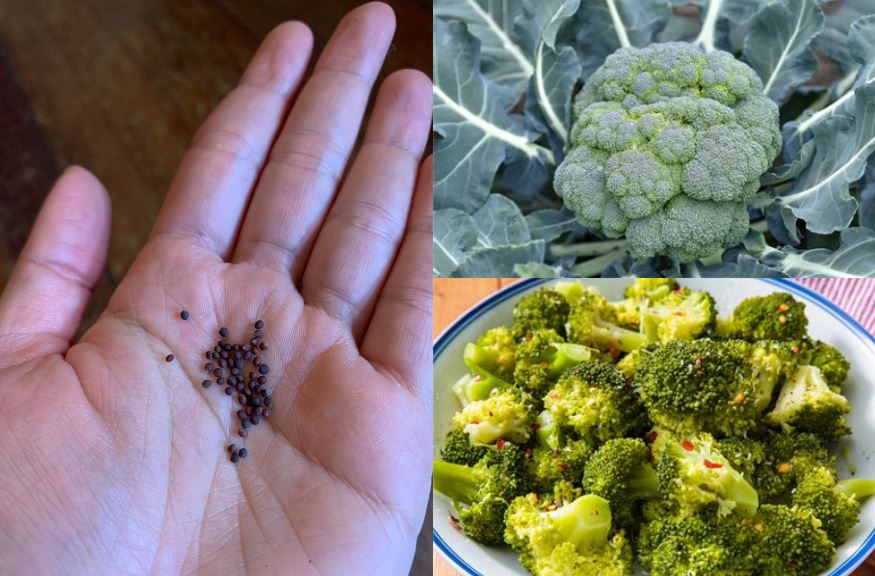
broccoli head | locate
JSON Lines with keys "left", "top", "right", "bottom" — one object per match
{"left": 439, "top": 428, "right": 488, "bottom": 466}
{"left": 792, "top": 466, "right": 875, "bottom": 544}
{"left": 433, "top": 443, "right": 529, "bottom": 545}
{"left": 718, "top": 292, "right": 808, "bottom": 341}
{"left": 512, "top": 288, "right": 570, "bottom": 340}
{"left": 753, "top": 431, "right": 834, "bottom": 500}
{"left": 554, "top": 43, "right": 780, "bottom": 262}
{"left": 566, "top": 291, "right": 647, "bottom": 354}
{"left": 639, "top": 285, "right": 717, "bottom": 342}
{"left": 505, "top": 486, "right": 633, "bottom": 576}
{"left": 544, "top": 361, "right": 648, "bottom": 443}
{"left": 452, "top": 388, "right": 535, "bottom": 445}
{"left": 529, "top": 438, "right": 594, "bottom": 493}
{"left": 755, "top": 504, "right": 835, "bottom": 576}
{"left": 513, "top": 328, "right": 595, "bottom": 396}
{"left": 582, "top": 438, "right": 660, "bottom": 527}
{"left": 806, "top": 339, "right": 850, "bottom": 390}
{"left": 463, "top": 326, "right": 517, "bottom": 385}
{"left": 765, "top": 365, "right": 851, "bottom": 441}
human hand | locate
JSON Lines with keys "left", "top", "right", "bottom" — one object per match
{"left": 0, "top": 3, "right": 432, "bottom": 575}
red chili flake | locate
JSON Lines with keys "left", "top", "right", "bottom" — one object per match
{"left": 674, "top": 310, "right": 687, "bottom": 317}
{"left": 496, "top": 439, "right": 507, "bottom": 450}
{"left": 609, "top": 345, "right": 621, "bottom": 357}
{"left": 471, "top": 420, "right": 480, "bottom": 425}
{"left": 558, "top": 463, "right": 569, "bottom": 470}
{"left": 777, "top": 303, "right": 790, "bottom": 313}
{"left": 695, "top": 370, "right": 705, "bottom": 377}
{"left": 531, "top": 422, "right": 541, "bottom": 431}
{"left": 703, "top": 459, "right": 723, "bottom": 469}
{"left": 449, "top": 514, "right": 462, "bottom": 531}
{"left": 647, "top": 430, "right": 658, "bottom": 443}
{"left": 680, "top": 440, "right": 695, "bottom": 451}
{"left": 791, "top": 346, "right": 801, "bottom": 354}
{"left": 539, "top": 362, "right": 550, "bottom": 369}
{"left": 525, "top": 447, "right": 533, "bottom": 458}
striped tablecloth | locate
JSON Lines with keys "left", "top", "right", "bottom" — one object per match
{"left": 798, "top": 279, "right": 875, "bottom": 334}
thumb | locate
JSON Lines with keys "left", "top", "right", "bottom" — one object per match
{"left": 0, "top": 166, "right": 111, "bottom": 368}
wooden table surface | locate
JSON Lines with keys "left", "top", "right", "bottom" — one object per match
{"left": 432, "top": 278, "right": 875, "bottom": 576}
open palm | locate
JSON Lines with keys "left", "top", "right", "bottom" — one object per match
{"left": 0, "top": 4, "right": 432, "bottom": 575}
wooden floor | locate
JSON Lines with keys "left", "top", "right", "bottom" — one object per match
{"left": 0, "top": 1, "right": 430, "bottom": 574}
{"left": 433, "top": 278, "right": 875, "bottom": 576}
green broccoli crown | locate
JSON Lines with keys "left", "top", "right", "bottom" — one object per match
{"left": 583, "top": 438, "right": 659, "bottom": 527}
{"left": 792, "top": 466, "right": 862, "bottom": 545}
{"left": 753, "top": 431, "right": 834, "bottom": 500}
{"left": 464, "top": 326, "right": 517, "bottom": 384}
{"left": 807, "top": 339, "right": 851, "bottom": 390}
{"left": 653, "top": 430, "right": 759, "bottom": 518}
{"left": 714, "top": 436, "right": 766, "bottom": 481}
{"left": 554, "top": 43, "right": 780, "bottom": 262}
{"left": 567, "top": 292, "right": 648, "bottom": 354}
{"left": 721, "top": 293, "right": 808, "bottom": 341}
{"left": 513, "top": 328, "right": 594, "bottom": 396}
{"left": 512, "top": 288, "right": 571, "bottom": 340}
{"left": 440, "top": 428, "right": 489, "bottom": 466}
{"left": 452, "top": 388, "right": 535, "bottom": 445}
{"left": 765, "top": 365, "right": 851, "bottom": 441}
{"left": 755, "top": 504, "right": 835, "bottom": 576}
{"left": 505, "top": 490, "right": 633, "bottom": 576}
{"left": 545, "top": 361, "right": 648, "bottom": 443}
{"left": 640, "top": 286, "right": 717, "bottom": 343}
{"left": 529, "top": 438, "right": 594, "bottom": 493}
{"left": 433, "top": 443, "right": 529, "bottom": 545}
{"left": 636, "top": 339, "right": 765, "bottom": 435}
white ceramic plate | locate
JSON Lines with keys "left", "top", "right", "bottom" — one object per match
{"left": 433, "top": 279, "right": 875, "bottom": 576}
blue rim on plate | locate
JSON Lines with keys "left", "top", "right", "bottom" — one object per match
{"left": 433, "top": 278, "right": 875, "bottom": 576}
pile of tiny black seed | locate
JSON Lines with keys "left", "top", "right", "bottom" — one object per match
{"left": 200, "top": 319, "right": 274, "bottom": 463}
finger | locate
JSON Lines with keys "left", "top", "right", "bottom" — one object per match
{"left": 360, "top": 156, "right": 432, "bottom": 398}
{"left": 301, "top": 69, "right": 432, "bottom": 340}
{"left": 149, "top": 21, "right": 313, "bottom": 257}
{"left": 0, "top": 167, "right": 111, "bottom": 367}
{"left": 232, "top": 2, "right": 397, "bottom": 275}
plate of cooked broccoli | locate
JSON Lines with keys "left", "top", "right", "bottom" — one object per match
{"left": 433, "top": 279, "right": 875, "bottom": 576}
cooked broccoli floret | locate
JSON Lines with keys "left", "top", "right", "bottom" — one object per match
{"left": 755, "top": 504, "right": 835, "bottom": 576}
{"left": 529, "top": 438, "right": 594, "bottom": 493}
{"left": 544, "top": 361, "right": 648, "bottom": 443}
{"left": 505, "top": 487, "right": 633, "bottom": 576}
{"left": 637, "top": 509, "right": 759, "bottom": 575}
{"left": 636, "top": 339, "right": 783, "bottom": 435}
{"left": 554, "top": 43, "right": 780, "bottom": 262}
{"left": 452, "top": 388, "right": 535, "bottom": 445}
{"left": 609, "top": 279, "right": 678, "bottom": 328}
{"left": 463, "top": 326, "right": 517, "bottom": 385}
{"left": 652, "top": 430, "right": 759, "bottom": 517}
{"left": 753, "top": 431, "right": 834, "bottom": 500}
{"left": 583, "top": 438, "right": 660, "bottom": 527}
{"left": 806, "top": 339, "right": 850, "bottom": 391}
{"left": 440, "top": 428, "right": 488, "bottom": 466}
{"left": 717, "top": 293, "right": 808, "bottom": 341}
{"left": 714, "top": 436, "right": 765, "bottom": 482}
{"left": 513, "top": 328, "right": 595, "bottom": 396}
{"left": 791, "top": 466, "right": 875, "bottom": 544}
{"left": 433, "top": 443, "right": 529, "bottom": 545}
{"left": 512, "top": 288, "right": 571, "bottom": 340}
{"left": 567, "top": 291, "right": 647, "bottom": 354}
{"left": 639, "top": 286, "right": 717, "bottom": 342}
{"left": 765, "top": 365, "right": 851, "bottom": 441}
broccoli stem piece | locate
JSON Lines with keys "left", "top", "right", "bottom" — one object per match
{"left": 536, "top": 410, "right": 560, "bottom": 450}
{"left": 550, "top": 239, "right": 629, "bottom": 258}
{"left": 451, "top": 373, "right": 507, "bottom": 405}
{"left": 548, "top": 494, "right": 613, "bottom": 552}
{"left": 433, "top": 460, "right": 479, "bottom": 504}
{"left": 837, "top": 478, "right": 875, "bottom": 499}
{"left": 570, "top": 248, "right": 629, "bottom": 278}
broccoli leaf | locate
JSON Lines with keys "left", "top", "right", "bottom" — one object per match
{"left": 513, "top": 262, "right": 564, "bottom": 277}
{"left": 434, "top": 209, "right": 479, "bottom": 277}
{"left": 525, "top": 209, "right": 583, "bottom": 243}
{"left": 743, "top": 0, "right": 824, "bottom": 103}
{"left": 433, "top": 18, "right": 553, "bottom": 213}
{"left": 860, "top": 158, "right": 875, "bottom": 230}
{"left": 457, "top": 242, "right": 547, "bottom": 277}
{"left": 472, "top": 195, "right": 533, "bottom": 247}
{"left": 433, "top": 0, "right": 533, "bottom": 94}
{"left": 778, "top": 83, "right": 875, "bottom": 234}
{"left": 813, "top": 0, "right": 875, "bottom": 73}
{"left": 682, "top": 254, "right": 788, "bottom": 277}
{"left": 761, "top": 228, "right": 875, "bottom": 277}
{"left": 694, "top": 0, "right": 763, "bottom": 53}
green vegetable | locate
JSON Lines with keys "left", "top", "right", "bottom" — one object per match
{"left": 512, "top": 288, "right": 570, "bottom": 340}
{"left": 513, "top": 328, "right": 594, "bottom": 396}
{"left": 452, "top": 389, "right": 535, "bottom": 445}
{"left": 716, "top": 293, "right": 808, "bottom": 341}
{"left": 755, "top": 504, "right": 835, "bottom": 576}
{"left": 753, "top": 431, "right": 834, "bottom": 500}
{"left": 566, "top": 291, "right": 647, "bottom": 353}
{"left": 765, "top": 365, "right": 851, "bottom": 440}
{"left": 439, "top": 428, "right": 488, "bottom": 467}
{"left": 639, "top": 286, "right": 716, "bottom": 342}
{"left": 792, "top": 466, "right": 874, "bottom": 544}
{"left": 463, "top": 326, "right": 517, "bottom": 385}
{"left": 583, "top": 438, "right": 659, "bottom": 527}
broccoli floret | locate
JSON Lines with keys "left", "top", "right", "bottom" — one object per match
{"left": 637, "top": 510, "right": 759, "bottom": 575}
{"left": 615, "top": 349, "right": 644, "bottom": 378}
{"left": 440, "top": 428, "right": 488, "bottom": 466}
{"left": 792, "top": 466, "right": 875, "bottom": 544}
{"left": 554, "top": 43, "right": 780, "bottom": 262}
{"left": 529, "top": 439, "right": 594, "bottom": 493}
{"left": 765, "top": 365, "right": 851, "bottom": 441}
{"left": 433, "top": 443, "right": 529, "bottom": 545}
{"left": 755, "top": 504, "right": 835, "bottom": 576}
{"left": 513, "top": 328, "right": 595, "bottom": 396}
{"left": 715, "top": 437, "right": 766, "bottom": 482}
{"left": 452, "top": 388, "right": 535, "bottom": 445}
{"left": 653, "top": 430, "right": 759, "bottom": 517}
{"left": 567, "top": 291, "right": 647, "bottom": 354}
{"left": 512, "top": 288, "right": 570, "bottom": 340}
{"left": 451, "top": 372, "right": 509, "bottom": 407}
{"left": 806, "top": 339, "right": 850, "bottom": 390}
{"left": 609, "top": 278, "right": 678, "bottom": 328}
{"left": 544, "top": 361, "right": 648, "bottom": 443}
{"left": 636, "top": 339, "right": 782, "bottom": 435}
{"left": 505, "top": 488, "right": 633, "bottom": 576}
{"left": 754, "top": 431, "right": 834, "bottom": 500}
{"left": 639, "top": 286, "right": 717, "bottom": 342}
{"left": 463, "top": 326, "right": 517, "bottom": 385}
{"left": 718, "top": 292, "right": 808, "bottom": 341}
{"left": 583, "top": 438, "right": 660, "bottom": 527}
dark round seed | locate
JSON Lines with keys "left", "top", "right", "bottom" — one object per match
{"left": 250, "top": 416, "right": 259, "bottom": 426}
{"left": 237, "top": 394, "right": 246, "bottom": 404}
{"left": 224, "top": 387, "right": 233, "bottom": 396}
{"left": 165, "top": 354, "right": 174, "bottom": 362}
{"left": 259, "top": 342, "right": 267, "bottom": 350}
{"left": 232, "top": 351, "right": 241, "bottom": 360}
{"left": 205, "top": 362, "right": 215, "bottom": 371}
{"left": 242, "top": 418, "right": 251, "bottom": 428}
{"left": 264, "top": 398, "right": 274, "bottom": 408}
{"left": 256, "top": 376, "right": 266, "bottom": 385}
{"left": 211, "top": 352, "right": 220, "bottom": 359}
{"left": 259, "top": 364, "right": 269, "bottom": 375}
{"left": 239, "top": 448, "right": 249, "bottom": 458}
{"left": 251, "top": 397, "right": 262, "bottom": 408}
{"left": 237, "top": 409, "right": 245, "bottom": 419}
{"left": 238, "top": 428, "right": 248, "bottom": 438}
{"left": 241, "top": 344, "right": 249, "bottom": 352}
{"left": 235, "top": 358, "right": 244, "bottom": 368}
{"left": 201, "top": 380, "right": 211, "bottom": 389}
{"left": 230, "top": 453, "right": 240, "bottom": 463}
{"left": 216, "top": 377, "right": 225, "bottom": 385}
{"left": 219, "top": 327, "right": 229, "bottom": 338}
{"left": 250, "top": 338, "right": 258, "bottom": 346}
{"left": 228, "top": 444, "right": 237, "bottom": 453}
{"left": 253, "top": 357, "right": 261, "bottom": 367}
{"left": 242, "top": 351, "right": 251, "bottom": 360}
{"left": 180, "top": 310, "right": 190, "bottom": 320}
{"left": 206, "top": 351, "right": 212, "bottom": 360}
{"left": 254, "top": 329, "right": 263, "bottom": 338}
{"left": 236, "top": 383, "right": 244, "bottom": 392}
{"left": 212, "top": 368, "right": 222, "bottom": 377}
{"left": 262, "top": 409, "right": 271, "bottom": 418}
{"left": 231, "top": 367, "right": 240, "bottom": 376}
{"left": 255, "top": 320, "right": 264, "bottom": 330}
{"left": 262, "top": 389, "right": 272, "bottom": 399}
{"left": 232, "top": 344, "right": 240, "bottom": 351}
